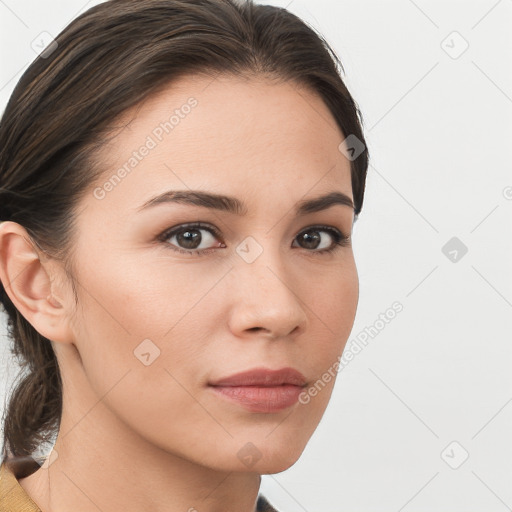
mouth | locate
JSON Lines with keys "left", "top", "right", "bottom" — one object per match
{"left": 208, "top": 367, "right": 307, "bottom": 413}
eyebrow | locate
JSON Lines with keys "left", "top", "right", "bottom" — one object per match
{"left": 136, "top": 189, "right": 354, "bottom": 216}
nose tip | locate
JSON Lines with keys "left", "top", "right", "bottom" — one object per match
{"left": 227, "top": 260, "right": 308, "bottom": 340}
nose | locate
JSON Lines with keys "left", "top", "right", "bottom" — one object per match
{"left": 227, "top": 247, "right": 309, "bottom": 340}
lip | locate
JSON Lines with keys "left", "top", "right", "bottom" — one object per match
{"left": 209, "top": 367, "right": 307, "bottom": 387}
{"left": 208, "top": 367, "right": 307, "bottom": 413}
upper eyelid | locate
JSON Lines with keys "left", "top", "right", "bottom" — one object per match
{"left": 159, "top": 222, "right": 222, "bottom": 241}
{"left": 159, "top": 222, "right": 346, "bottom": 239}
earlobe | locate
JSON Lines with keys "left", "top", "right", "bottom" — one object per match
{"left": 0, "top": 221, "right": 74, "bottom": 344}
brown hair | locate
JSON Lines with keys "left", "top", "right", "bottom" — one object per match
{"left": 0, "top": 0, "right": 369, "bottom": 466}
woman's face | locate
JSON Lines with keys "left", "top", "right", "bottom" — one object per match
{"left": 59, "top": 73, "right": 358, "bottom": 473}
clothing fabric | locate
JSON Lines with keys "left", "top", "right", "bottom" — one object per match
{"left": 0, "top": 461, "right": 40, "bottom": 512}
{"left": 0, "top": 460, "right": 280, "bottom": 512}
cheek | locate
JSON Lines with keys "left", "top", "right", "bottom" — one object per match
{"left": 310, "top": 259, "right": 359, "bottom": 345}
{"left": 67, "top": 259, "right": 221, "bottom": 453}
{"left": 68, "top": 256, "right": 209, "bottom": 398}
{"left": 298, "top": 261, "right": 358, "bottom": 391}
{"left": 68, "top": 247, "right": 236, "bottom": 408}
{"left": 73, "top": 248, "right": 217, "bottom": 343}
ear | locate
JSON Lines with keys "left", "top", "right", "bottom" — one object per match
{"left": 0, "top": 221, "right": 75, "bottom": 344}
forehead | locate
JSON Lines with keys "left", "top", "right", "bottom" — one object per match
{"left": 86, "top": 73, "right": 352, "bottom": 215}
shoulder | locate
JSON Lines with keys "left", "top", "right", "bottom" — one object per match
{"left": 0, "top": 460, "right": 42, "bottom": 512}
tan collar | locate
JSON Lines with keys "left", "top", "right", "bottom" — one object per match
{"left": 0, "top": 460, "right": 42, "bottom": 512}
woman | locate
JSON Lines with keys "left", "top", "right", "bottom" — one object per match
{"left": 0, "top": 0, "right": 369, "bottom": 510}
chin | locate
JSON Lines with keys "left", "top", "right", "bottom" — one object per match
{"left": 255, "top": 451, "right": 304, "bottom": 475}
{"left": 235, "top": 437, "right": 308, "bottom": 475}
{"left": 190, "top": 435, "right": 308, "bottom": 475}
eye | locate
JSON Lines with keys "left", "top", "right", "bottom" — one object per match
{"left": 293, "top": 225, "right": 350, "bottom": 254}
{"left": 157, "top": 222, "right": 225, "bottom": 255}
{"left": 157, "top": 222, "right": 350, "bottom": 256}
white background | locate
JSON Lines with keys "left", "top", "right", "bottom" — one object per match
{"left": 1, "top": 1, "right": 512, "bottom": 511}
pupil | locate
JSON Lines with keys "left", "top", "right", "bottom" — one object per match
{"left": 179, "top": 229, "right": 200, "bottom": 249}
{"left": 302, "top": 231, "right": 319, "bottom": 249}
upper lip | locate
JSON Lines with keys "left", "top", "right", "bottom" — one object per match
{"left": 209, "top": 367, "right": 307, "bottom": 387}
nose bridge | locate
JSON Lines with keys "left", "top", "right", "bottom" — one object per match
{"left": 228, "top": 235, "right": 308, "bottom": 337}
{"left": 235, "top": 234, "right": 289, "bottom": 298}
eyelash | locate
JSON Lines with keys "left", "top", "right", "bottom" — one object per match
{"left": 156, "top": 222, "right": 350, "bottom": 257}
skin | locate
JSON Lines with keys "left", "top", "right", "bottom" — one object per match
{"left": 0, "top": 73, "right": 358, "bottom": 512}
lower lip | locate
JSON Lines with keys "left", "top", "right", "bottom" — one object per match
{"left": 209, "top": 384, "right": 304, "bottom": 413}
